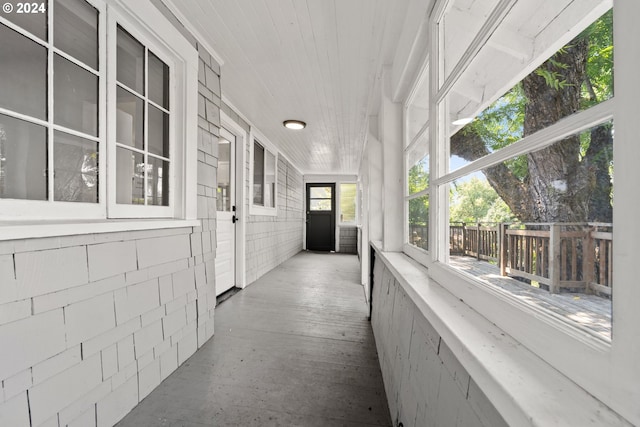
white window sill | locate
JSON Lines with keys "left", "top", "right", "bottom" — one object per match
{"left": 371, "top": 242, "right": 627, "bottom": 427}
{"left": 249, "top": 205, "right": 277, "bottom": 217}
{"left": 0, "top": 219, "right": 201, "bottom": 241}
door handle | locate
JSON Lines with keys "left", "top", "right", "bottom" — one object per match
{"left": 232, "top": 215, "right": 239, "bottom": 224}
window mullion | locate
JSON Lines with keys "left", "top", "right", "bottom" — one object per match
{"left": 47, "top": 0, "right": 55, "bottom": 203}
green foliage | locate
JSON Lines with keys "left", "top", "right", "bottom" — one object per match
{"left": 408, "top": 156, "right": 430, "bottom": 225}
{"left": 450, "top": 177, "right": 515, "bottom": 223}
{"left": 340, "top": 183, "right": 357, "bottom": 222}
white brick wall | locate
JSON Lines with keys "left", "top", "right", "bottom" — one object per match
{"left": 371, "top": 260, "right": 509, "bottom": 427}
{"left": 0, "top": 42, "right": 222, "bottom": 427}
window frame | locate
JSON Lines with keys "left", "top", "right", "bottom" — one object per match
{"left": 400, "top": 0, "right": 629, "bottom": 419}
{"left": 249, "top": 128, "right": 278, "bottom": 216}
{"left": 0, "top": 0, "right": 198, "bottom": 226}
{"left": 338, "top": 182, "right": 358, "bottom": 225}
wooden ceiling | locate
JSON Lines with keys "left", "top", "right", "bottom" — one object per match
{"left": 165, "top": 0, "right": 417, "bottom": 175}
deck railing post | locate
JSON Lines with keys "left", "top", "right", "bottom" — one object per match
{"left": 499, "top": 223, "right": 507, "bottom": 276}
{"left": 549, "top": 223, "right": 561, "bottom": 293}
{"left": 477, "top": 222, "right": 482, "bottom": 260}
{"left": 583, "top": 224, "right": 595, "bottom": 294}
{"left": 462, "top": 223, "right": 467, "bottom": 256}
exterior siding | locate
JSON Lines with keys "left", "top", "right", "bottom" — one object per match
{"left": 371, "top": 257, "right": 508, "bottom": 427}
{"left": 245, "top": 151, "right": 304, "bottom": 285}
{"left": 0, "top": 46, "right": 221, "bottom": 427}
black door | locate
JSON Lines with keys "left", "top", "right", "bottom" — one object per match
{"left": 306, "top": 183, "right": 335, "bottom": 251}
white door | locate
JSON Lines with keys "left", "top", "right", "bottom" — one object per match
{"left": 215, "top": 128, "right": 236, "bottom": 296}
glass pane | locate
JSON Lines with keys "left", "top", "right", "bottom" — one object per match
{"left": 54, "top": 0, "right": 98, "bottom": 70}
{"left": 409, "top": 195, "right": 429, "bottom": 250}
{"left": 54, "top": 54, "right": 98, "bottom": 136}
{"left": 148, "top": 51, "right": 169, "bottom": 109}
{"left": 0, "top": 114, "right": 47, "bottom": 200}
{"left": 310, "top": 199, "right": 332, "bottom": 211}
{"left": 117, "top": 26, "right": 144, "bottom": 94}
{"left": 310, "top": 187, "right": 331, "bottom": 199}
{"left": 0, "top": 24, "right": 47, "bottom": 120}
{"left": 116, "top": 86, "right": 144, "bottom": 149}
{"left": 406, "top": 70, "right": 429, "bottom": 145}
{"left": 116, "top": 147, "right": 144, "bottom": 205}
{"left": 448, "top": 10, "right": 613, "bottom": 173}
{"left": 2, "top": 0, "right": 47, "bottom": 40}
{"left": 447, "top": 121, "right": 613, "bottom": 339}
{"left": 340, "top": 183, "right": 356, "bottom": 222}
{"left": 148, "top": 104, "right": 169, "bottom": 157}
{"left": 53, "top": 131, "right": 97, "bottom": 202}
{"left": 217, "top": 136, "right": 231, "bottom": 211}
{"left": 408, "top": 155, "right": 429, "bottom": 195}
{"left": 253, "top": 142, "right": 264, "bottom": 205}
{"left": 264, "top": 151, "right": 275, "bottom": 208}
{"left": 146, "top": 156, "right": 168, "bottom": 206}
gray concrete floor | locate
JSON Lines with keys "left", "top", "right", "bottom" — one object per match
{"left": 116, "top": 252, "right": 391, "bottom": 426}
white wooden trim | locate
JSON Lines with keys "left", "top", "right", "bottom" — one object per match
{"left": 249, "top": 127, "right": 278, "bottom": 216}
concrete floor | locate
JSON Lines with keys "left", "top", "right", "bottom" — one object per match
{"left": 116, "top": 251, "right": 391, "bottom": 426}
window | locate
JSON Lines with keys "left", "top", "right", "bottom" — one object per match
{"left": 339, "top": 183, "right": 357, "bottom": 223}
{"left": 0, "top": 0, "right": 198, "bottom": 223}
{"left": 251, "top": 136, "right": 277, "bottom": 214}
{"left": 0, "top": 0, "right": 101, "bottom": 217}
{"left": 401, "top": 0, "right": 625, "bottom": 415}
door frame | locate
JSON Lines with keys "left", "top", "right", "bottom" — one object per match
{"left": 220, "top": 110, "right": 247, "bottom": 289}
{"left": 305, "top": 182, "right": 336, "bottom": 251}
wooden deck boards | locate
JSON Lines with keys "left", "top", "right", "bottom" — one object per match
{"left": 449, "top": 256, "right": 611, "bottom": 340}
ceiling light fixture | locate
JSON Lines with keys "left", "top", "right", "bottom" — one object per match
{"left": 283, "top": 120, "right": 306, "bottom": 130}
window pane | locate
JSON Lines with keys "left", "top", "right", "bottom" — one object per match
{"left": 448, "top": 10, "right": 613, "bottom": 173}
{"left": 146, "top": 156, "right": 168, "bottom": 206}
{"left": 0, "top": 24, "right": 47, "bottom": 120}
{"left": 447, "top": 121, "right": 613, "bottom": 339}
{"left": 310, "top": 187, "right": 331, "bottom": 199}
{"left": 116, "top": 86, "right": 144, "bottom": 149}
{"left": 0, "top": 114, "right": 47, "bottom": 200}
{"left": 217, "top": 136, "right": 231, "bottom": 211}
{"left": 408, "top": 155, "right": 429, "bottom": 195}
{"left": 116, "top": 147, "right": 144, "bottom": 205}
{"left": 264, "top": 151, "right": 275, "bottom": 208}
{"left": 310, "top": 199, "right": 332, "bottom": 211}
{"left": 409, "top": 195, "right": 428, "bottom": 250}
{"left": 117, "top": 26, "right": 144, "bottom": 94}
{"left": 148, "top": 51, "right": 169, "bottom": 109}
{"left": 2, "top": 0, "right": 47, "bottom": 40}
{"left": 53, "top": 131, "right": 98, "bottom": 203}
{"left": 340, "top": 183, "right": 356, "bottom": 222}
{"left": 253, "top": 142, "right": 264, "bottom": 205}
{"left": 148, "top": 104, "right": 169, "bottom": 157}
{"left": 54, "top": 54, "right": 98, "bottom": 136}
{"left": 54, "top": 0, "right": 98, "bottom": 70}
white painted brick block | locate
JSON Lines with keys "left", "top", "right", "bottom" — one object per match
{"left": 111, "top": 361, "right": 137, "bottom": 391}
{"left": 33, "top": 275, "right": 125, "bottom": 315}
{"left": 65, "top": 293, "right": 116, "bottom": 346}
{"left": 141, "top": 305, "right": 166, "bottom": 327}
{"left": 138, "top": 358, "right": 161, "bottom": 400}
{"left": 134, "top": 320, "right": 164, "bottom": 358}
{"left": 165, "top": 294, "right": 187, "bottom": 314}
{"left": 117, "top": 335, "right": 135, "bottom": 369}
{"left": 0, "top": 300, "right": 30, "bottom": 326}
{"left": 0, "top": 309, "right": 66, "bottom": 380}
{"left": 0, "top": 393, "right": 30, "bottom": 427}
{"left": 0, "top": 255, "right": 18, "bottom": 305}
{"left": 159, "top": 345, "right": 178, "bottom": 381}
{"left": 194, "top": 262, "right": 206, "bottom": 288}
{"left": 29, "top": 354, "right": 102, "bottom": 426}
{"left": 158, "top": 274, "right": 173, "bottom": 305}
{"left": 136, "top": 349, "right": 155, "bottom": 371}
{"left": 15, "top": 246, "right": 88, "bottom": 299}
{"left": 2, "top": 369, "right": 32, "bottom": 400}
{"left": 191, "top": 233, "right": 203, "bottom": 257}
{"left": 136, "top": 234, "right": 191, "bottom": 269}
{"left": 154, "top": 337, "right": 171, "bottom": 358}
{"left": 186, "top": 300, "right": 197, "bottom": 323}
{"left": 125, "top": 278, "right": 161, "bottom": 319}
{"left": 57, "top": 374, "right": 111, "bottom": 427}
{"left": 32, "top": 346, "right": 82, "bottom": 386}
{"left": 96, "top": 375, "right": 138, "bottom": 427}
{"left": 162, "top": 307, "right": 187, "bottom": 339}
{"left": 102, "top": 344, "right": 119, "bottom": 380}
{"left": 125, "top": 268, "right": 149, "bottom": 286}
{"left": 172, "top": 268, "right": 195, "bottom": 298}
{"left": 67, "top": 405, "right": 96, "bottom": 427}
{"left": 87, "top": 241, "right": 138, "bottom": 282}
{"left": 177, "top": 328, "right": 198, "bottom": 365}
{"left": 82, "top": 317, "right": 141, "bottom": 359}
{"left": 147, "top": 259, "right": 189, "bottom": 280}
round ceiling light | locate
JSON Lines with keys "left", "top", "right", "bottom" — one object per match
{"left": 283, "top": 120, "right": 306, "bottom": 130}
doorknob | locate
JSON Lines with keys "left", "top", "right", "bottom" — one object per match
{"left": 232, "top": 205, "right": 239, "bottom": 224}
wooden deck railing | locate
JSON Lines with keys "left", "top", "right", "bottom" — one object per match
{"left": 447, "top": 222, "right": 613, "bottom": 296}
